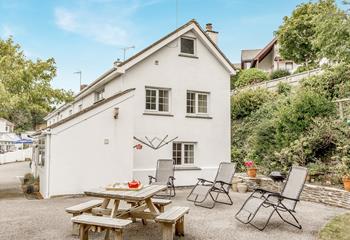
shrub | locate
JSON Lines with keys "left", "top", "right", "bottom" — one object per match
{"left": 276, "top": 82, "right": 292, "bottom": 95}
{"left": 231, "top": 88, "right": 274, "bottom": 120}
{"left": 294, "top": 64, "right": 318, "bottom": 74}
{"left": 275, "top": 90, "right": 336, "bottom": 145}
{"left": 301, "top": 63, "right": 350, "bottom": 100}
{"left": 270, "top": 69, "right": 291, "bottom": 79}
{"left": 235, "top": 68, "right": 268, "bottom": 87}
{"left": 270, "top": 118, "right": 350, "bottom": 173}
{"left": 230, "top": 70, "right": 241, "bottom": 90}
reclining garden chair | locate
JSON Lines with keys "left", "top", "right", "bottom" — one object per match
{"left": 187, "top": 162, "right": 236, "bottom": 209}
{"left": 235, "top": 166, "right": 308, "bottom": 231}
{"left": 149, "top": 159, "right": 176, "bottom": 198}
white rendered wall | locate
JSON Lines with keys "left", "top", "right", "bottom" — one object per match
{"left": 45, "top": 91, "right": 136, "bottom": 197}
{"left": 120, "top": 30, "right": 231, "bottom": 186}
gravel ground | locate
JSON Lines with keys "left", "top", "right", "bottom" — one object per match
{"left": 0, "top": 162, "right": 347, "bottom": 240}
{"left": 0, "top": 161, "right": 29, "bottom": 199}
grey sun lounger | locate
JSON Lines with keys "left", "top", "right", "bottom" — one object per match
{"left": 149, "top": 159, "right": 176, "bottom": 198}
{"left": 235, "top": 166, "right": 308, "bottom": 231}
{"left": 187, "top": 162, "right": 237, "bottom": 209}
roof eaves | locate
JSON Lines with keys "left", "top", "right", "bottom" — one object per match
{"left": 47, "top": 88, "right": 135, "bottom": 129}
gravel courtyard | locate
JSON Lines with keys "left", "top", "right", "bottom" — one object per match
{"left": 0, "top": 162, "right": 347, "bottom": 240}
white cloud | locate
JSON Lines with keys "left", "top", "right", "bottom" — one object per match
{"left": 54, "top": 1, "right": 161, "bottom": 46}
{"left": 1, "top": 24, "right": 14, "bottom": 38}
{"left": 54, "top": 8, "right": 78, "bottom": 32}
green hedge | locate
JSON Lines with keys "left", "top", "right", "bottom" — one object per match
{"left": 231, "top": 89, "right": 273, "bottom": 120}
{"left": 235, "top": 68, "right": 268, "bottom": 88}
{"left": 270, "top": 69, "right": 291, "bottom": 79}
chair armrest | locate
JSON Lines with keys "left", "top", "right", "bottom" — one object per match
{"left": 216, "top": 180, "right": 232, "bottom": 186}
{"left": 197, "top": 178, "right": 213, "bottom": 184}
{"left": 254, "top": 188, "right": 276, "bottom": 194}
{"left": 148, "top": 175, "right": 156, "bottom": 184}
{"left": 266, "top": 193, "right": 300, "bottom": 202}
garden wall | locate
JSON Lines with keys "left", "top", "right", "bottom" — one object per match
{"left": 236, "top": 175, "right": 350, "bottom": 210}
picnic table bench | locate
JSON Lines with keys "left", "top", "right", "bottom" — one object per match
{"left": 156, "top": 206, "right": 190, "bottom": 240}
{"left": 66, "top": 185, "right": 189, "bottom": 240}
{"left": 72, "top": 215, "right": 131, "bottom": 240}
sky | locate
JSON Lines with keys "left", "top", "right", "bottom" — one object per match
{"left": 0, "top": 0, "right": 323, "bottom": 93}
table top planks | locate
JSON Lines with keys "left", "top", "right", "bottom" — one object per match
{"left": 84, "top": 185, "right": 167, "bottom": 201}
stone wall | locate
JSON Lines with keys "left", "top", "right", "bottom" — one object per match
{"left": 236, "top": 174, "right": 350, "bottom": 209}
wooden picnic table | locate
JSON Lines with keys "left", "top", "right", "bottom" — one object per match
{"left": 84, "top": 184, "right": 167, "bottom": 221}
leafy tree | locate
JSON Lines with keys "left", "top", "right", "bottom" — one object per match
{"left": 0, "top": 37, "right": 73, "bottom": 131}
{"left": 313, "top": 0, "right": 350, "bottom": 63}
{"left": 235, "top": 68, "right": 268, "bottom": 87}
{"left": 276, "top": 0, "right": 336, "bottom": 66}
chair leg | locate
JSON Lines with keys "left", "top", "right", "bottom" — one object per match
{"left": 114, "top": 230, "right": 123, "bottom": 240}
{"left": 248, "top": 208, "right": 277, "bottom": 231}
{"left": 175, "top": 217, "right": 185, "bottom": 236}
{"left": 161, "top": 223, "right": 173, "bottom": 240}
{"left": 193, "top": 193, "right": 216, "bottom": 209}
{"left": 275, "top": 207, "right": 302, "bottom": 229}
{"left": 79, "top": 224, "right": 89, "bottom": 240}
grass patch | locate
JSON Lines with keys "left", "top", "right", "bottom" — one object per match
{"left": 319, "top": 213, "right": 350, "bottom": 240}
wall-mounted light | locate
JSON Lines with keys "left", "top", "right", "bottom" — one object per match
{"left": 114, "top": 108, "right": 119, "bottom": 119}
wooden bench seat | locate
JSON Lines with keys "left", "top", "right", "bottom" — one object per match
{"left": 66, "top": 200, "right": 104, "bottom": 216}
{"left": 66, "top": 200, "right": 104, "bottom": 235}
{"left": 152, "top": 198, "right": 172, "bottom": 212}
{"left": 71, "top": 215, "right": 132, "bottom": 240}
{"left": 155, "top": 206, "right": 190, "bottom": 240}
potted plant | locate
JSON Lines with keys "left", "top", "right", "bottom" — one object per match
{"left": 339, "top": 158, "right": 350, "bottom": 191}
{"left": 245, "top": 161, "right": 257, "bottom": 178}
{"left": 334, "top": 145, "right": 350, "bottom": 191}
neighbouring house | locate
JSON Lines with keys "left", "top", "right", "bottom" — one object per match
{"left": 33, "top": 20, "right": 235, "bottom": 198}
{"left": 241, "top": 37, "right": 299, "bottom": 73}
{"left": 0, "top": 118, "right": 16, "bottom": 153}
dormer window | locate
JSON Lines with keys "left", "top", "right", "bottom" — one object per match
{"left": 180, "top": 37, "right": 195, "bottom": 55}
{"left": 94, "top": 88, "right": 104, "bottom": 103}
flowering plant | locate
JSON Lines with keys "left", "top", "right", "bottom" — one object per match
{"left": 244, "top": 161, "right": 254, "bottom": 169}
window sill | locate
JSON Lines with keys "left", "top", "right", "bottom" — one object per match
{"left": 175, "top": 166, "right": 201, "bottom": 171}
{"left": 185, "top": 115, "right": 212, "bottom": 119}
{"left": 143, "top": 112, "right": 174, "bottom": 117}
{"left": 178, "top": 54, "right": 199, "bottom": 59}
{"left": 93, "top": 99, "right": 105, "bottom": 104}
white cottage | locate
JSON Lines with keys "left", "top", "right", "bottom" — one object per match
{"left": 35, "top": 20, "right": 235, "bottom": 198}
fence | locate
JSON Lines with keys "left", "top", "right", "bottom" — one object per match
{"left": 232, "top": 68, "right": 322, "bottom": 95}
{"left": 0, "top": 147, "right": 32, "bottom": 164}
{"left": 335, "top": 98, "right": 350, "bottom": 120}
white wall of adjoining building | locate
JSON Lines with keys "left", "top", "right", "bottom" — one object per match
{"left": 39, "top": 92, "right": 136, "bottom": 197}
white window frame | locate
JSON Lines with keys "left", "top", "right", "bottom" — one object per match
{"left": 186, "top": 91, "right": 210, "bottom": 115}
{"left": 145, "top": 87, "right": 171, "bottom": 113}
{"left": 180, "top": 37, "right": 196, "bottom": 56}
{"left": 172, "top": 142, "right": 195, "bottom": 166}
{"left": 94, "top": 88, "right": 105, "bottom": 103}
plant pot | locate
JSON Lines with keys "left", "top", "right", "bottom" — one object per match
{"left": 231, "top": 178, "right": 242, "bottom": 192}
{"left": 237, "top": 183, "right": 248, "bottom": 193}
{"left": 247, "top": 168, "right": 257, "bottom": 178}
{"left": 343, "top": 176, "right": 350, "bottom": 191}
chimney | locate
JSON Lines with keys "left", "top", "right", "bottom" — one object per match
{"left": 205, "top": 23, "right": 218, "bottom": 45}
{"left": 80, "top": 84, "right": 88, "bottom": 91}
